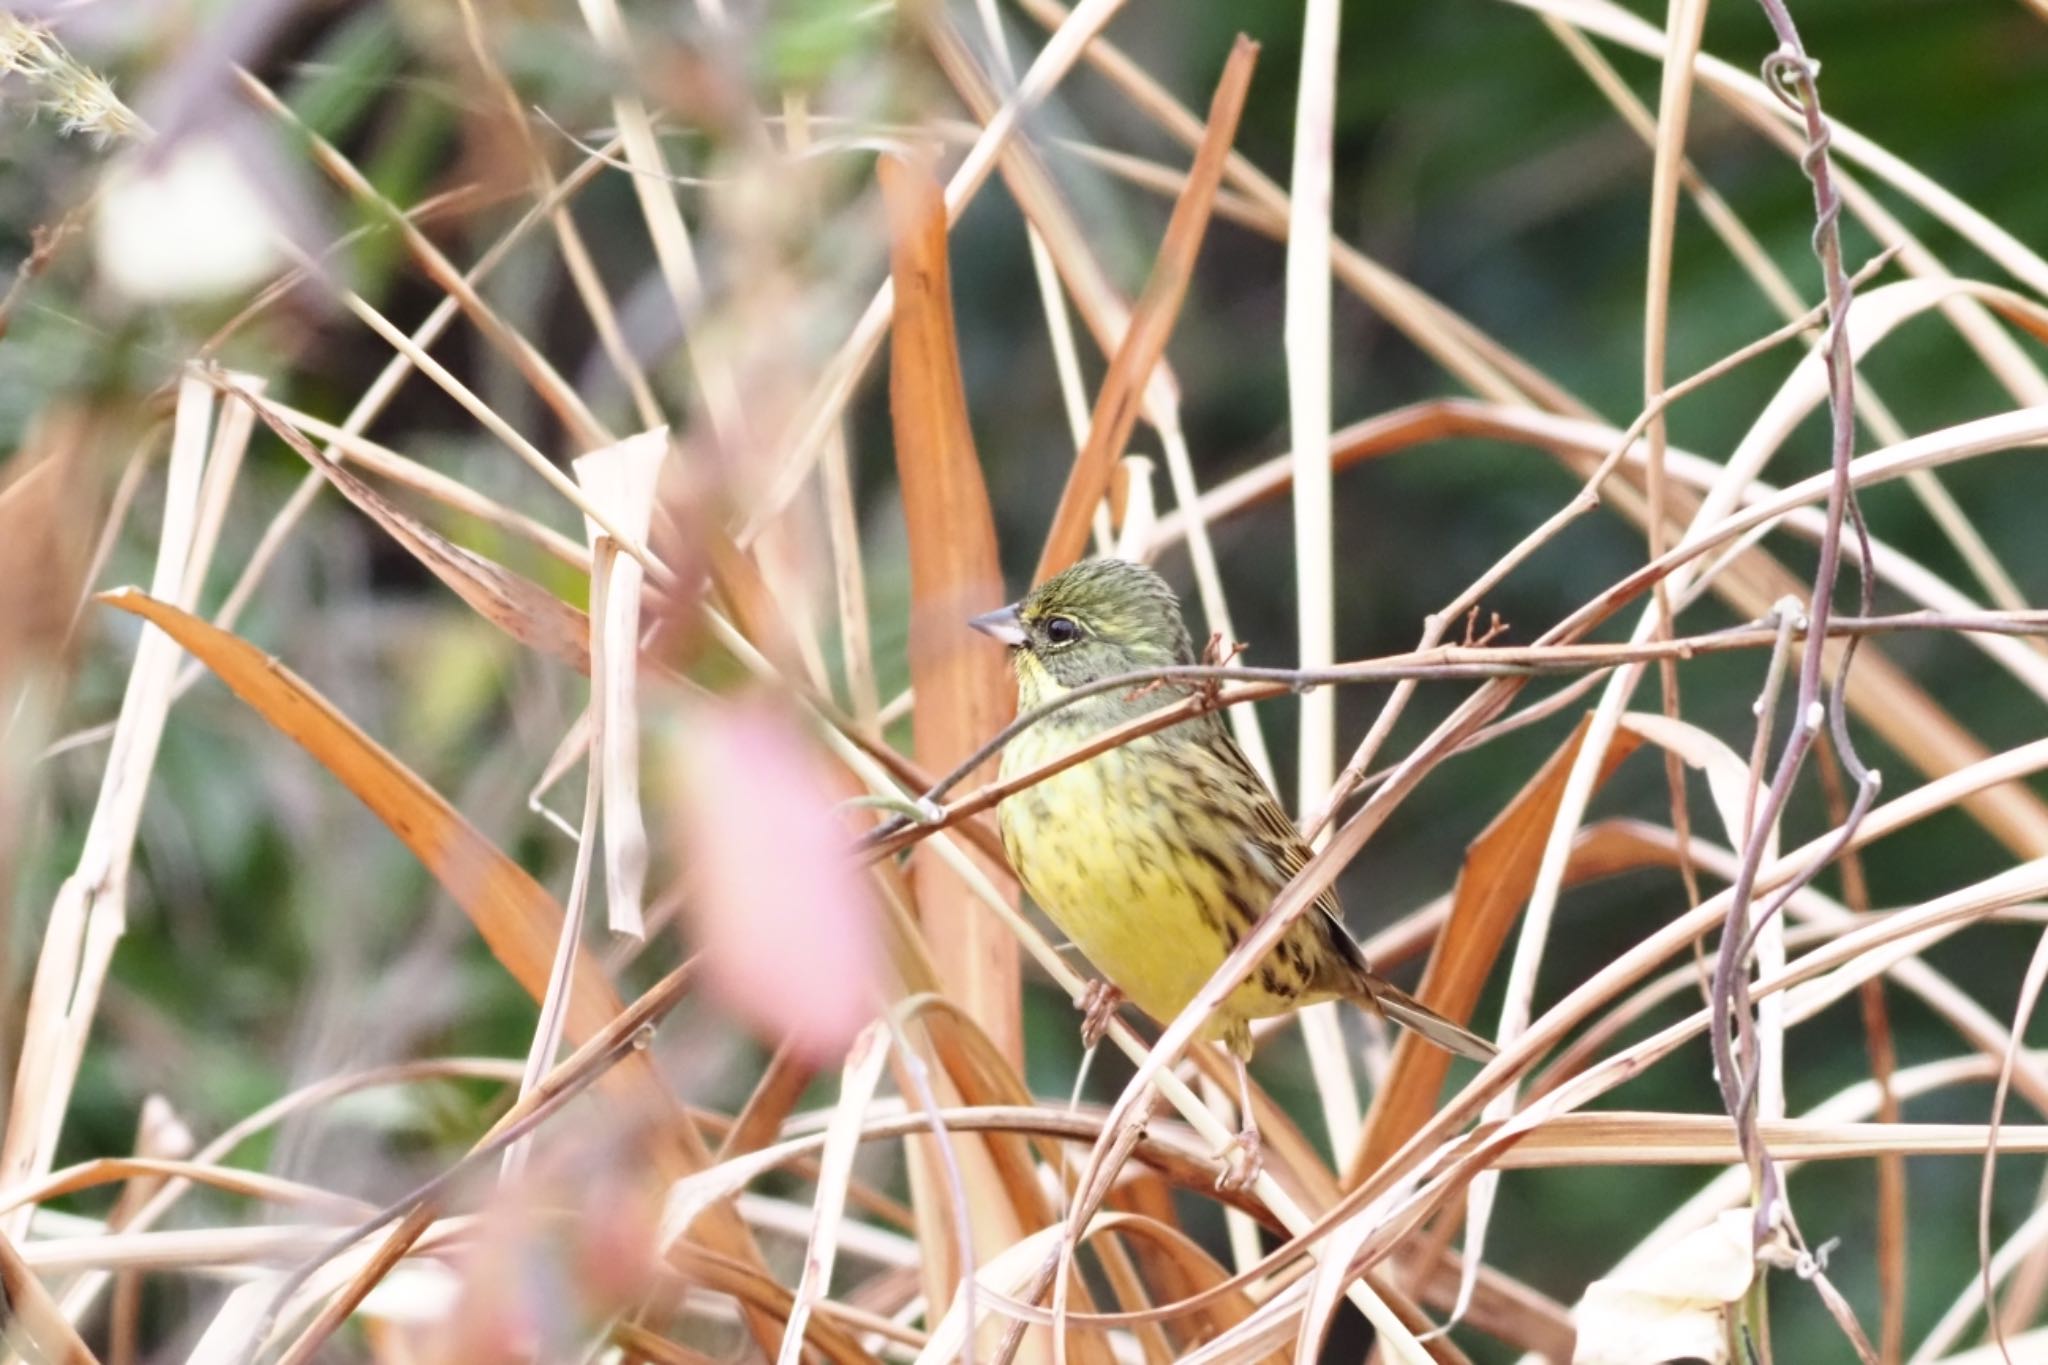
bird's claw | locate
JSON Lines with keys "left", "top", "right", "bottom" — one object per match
{"left": 1215, "top": 1125, "right": 1263, "bottom": 1193}
{"left": 1078, "top": 980, "right": 1123, "bottom": 1049}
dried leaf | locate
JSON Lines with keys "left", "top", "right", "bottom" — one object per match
{"left": 1572, "top": 1209, "right": 1754, "bottom": 1365}
{"left": 97, "top": 589, "right": 623, "bottom": 1054}
{"left": 879, "top": 152, "right": 1021, "bottom": 1062}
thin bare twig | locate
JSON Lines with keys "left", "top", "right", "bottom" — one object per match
{"left": 860, "top": 611, "right": 2048, "bottom": 861}
{"left": 1708, "top": 6, "right": 1880, "bottom": 1354}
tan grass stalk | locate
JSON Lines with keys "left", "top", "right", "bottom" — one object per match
{"left": 199, "top": 133, "right": 624, "bottom": 651}
{"left": 1545, "top": 15, "right": 2043, "bottom": 634}
{"left": 1032, "top": 37, "right": 1257, "bottom": 583}
{"left": 781, "top": 1026, "right": 893, "bottom": 1365}
{"left": 753, "top": 0, "right": 1148, "bottom": 542}
{"left": 572, "top": 0, "right": 746, "bottom": 453}
{"left": 235, "top": 70, "right": 611, "bottom": 451}
{"left": 502, "top": 595, "right": 604, "bottom": 1183}
{"left": 453, "top": 0, "right": 664, "bottom": 431}
{"left": 2, "top": 374, "right": 219, "bottom": 1239}
{"left": 575, "top": 429, "right": 670, "bottom": 936}
{"left": 1512, "top": 0, "right": 2048, "bottom": 298}
{"left": 1278, "top": 0, "right": 1367, "bottom": 1178}
{"left": 0, "top": 1224, "right": 100, "bottom": 1365}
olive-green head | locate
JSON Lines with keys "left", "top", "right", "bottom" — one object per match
{"left": 969, "top": 558, "right": 1195, "bottom": 691}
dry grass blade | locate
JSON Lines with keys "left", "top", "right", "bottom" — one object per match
{"left": 230, "top": 383, "right": 595, "bottom": 675}
{"left": 574, "top": 428, "right": 670, "bottom": 937}
{"left": 881, "top": 152, "right": 1022, "bottom": 1063}
{"left": 0, "top": 417, "right": 94, "bottom": 675}
{"left": 2, "top": 376, "right": 216, "bottom": 1239}
{"left": 1481, "top": 1114, "right": 2048, "bottom": 1166}
{"left": 91, "top": 590, "right": 623, "bottom": 1098}
{"left": 0, "top": 1225, "right": 99, "bottom": 1365}
{"left": 1285, "top": 0, "right": 1339, "bottom": 819}
{"left": 1976, "top": 924, "right": 2048, "bottom": 1362}
{"left": 1092, "top": 1213, "right": 1277, "bottom": 1362}
{"left": 92, "top": 590, "right": 798, "bottom": 1355}
{"left": 1280, "top": 0, "right": 1363, "bottom": 1167}
{"left": 780, "top": 1024, "right": 892, "bottom": 1365}
{"left": 878, "top": 152, "right": 1058, "bottom": 1352}
{"left": 1033, "top": 34, "right": 1259, "bottom": 583}
{"left": 2, "top": 1157, "right": 363, "bottom": 1221}
{"left": 1350, "top": 714, "right": 1641, "bottom": 1186}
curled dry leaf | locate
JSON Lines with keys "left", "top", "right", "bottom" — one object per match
{"left": 575, "top": 427, "right": 671, "bottom": 938}
{"left": 672, "top": 694, "right": 879, "bottom": 1064}
{"left": 1572, "top": 1208, "right": 1755, "bottom": 1365}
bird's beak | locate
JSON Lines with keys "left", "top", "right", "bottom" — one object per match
{"left": 969, "top": 603, "right": 1027, "bottom": 647}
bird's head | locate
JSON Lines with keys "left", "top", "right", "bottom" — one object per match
{"left": 969, "top": 558, "right": 1196, "bottom": 696}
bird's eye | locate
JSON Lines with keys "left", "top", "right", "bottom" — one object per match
{"left": 1043, "top": 615, "right": 1082, "bottom": 646}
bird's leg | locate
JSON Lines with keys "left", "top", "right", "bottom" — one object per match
{"left": 1078, "top": 979, "right": 1124, "bottom": 1049}
{"left": 1215, "top": 1049, "right": 1264, "bottom": 1193}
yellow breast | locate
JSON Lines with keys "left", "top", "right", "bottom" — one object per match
{"left": 996, "top": 715, "right": 1321, "bottom": 1040}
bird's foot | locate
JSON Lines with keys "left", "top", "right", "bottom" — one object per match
{"left": 1215, "top": 1125, "right": 1263, "bottom": 1193}
{"left": 1078, "top": 980, "right": 1124, "bottom": 1049}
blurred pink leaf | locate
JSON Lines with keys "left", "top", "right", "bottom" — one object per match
{"left": 674, "top": 695, "right": 878, "bottom": 1062}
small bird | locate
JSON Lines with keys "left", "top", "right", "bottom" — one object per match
{"left": 972, "top": 558, "right": 1496, "bottom": 1187}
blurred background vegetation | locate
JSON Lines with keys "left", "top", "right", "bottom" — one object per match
{"left": 5, "top": 0, "right": 2047, "bottom": 1359}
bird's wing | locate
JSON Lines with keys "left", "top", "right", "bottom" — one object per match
{"left": 1210, "top": 729, "right": 1498, "bottom": 1063}
{"left": 1208, "top": 730, "right": 1349, "bottom": 926}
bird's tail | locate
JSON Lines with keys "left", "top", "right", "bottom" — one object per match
{"left": 1362, "top": 980, "right": 1498, "bottom": 1062}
